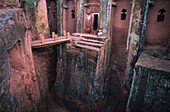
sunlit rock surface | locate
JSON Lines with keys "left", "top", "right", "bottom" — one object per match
{"left": 0, "top": 6, "right": 47, "bottom": 112}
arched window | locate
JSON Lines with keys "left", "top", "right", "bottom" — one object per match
{"left": 71, "top": 10, "right": 75, "bottom": 18}
{"left": 157, "top": 9, "right": 166, "bottom": 22}
{"left": 121, "top": 9, "right": 127, "bottom": 20}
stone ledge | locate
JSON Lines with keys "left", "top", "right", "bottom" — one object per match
{"left": 74, "top": 44, "right": 100, "bottom": 51}
{"left": 136, "top": 52, "right": 170, "bottom": 72}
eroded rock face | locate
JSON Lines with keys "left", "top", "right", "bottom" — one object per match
{"left": 34, "top": 0, "right": 50, "bottom": 39}
{"left": 65, "top": 48, "right": 100, "bottom": 112}
{"left": 0, "top": 0, "right": 18, "bottom": 8}
{"left": 51, "top": 42, "right": 109, "bottom": 112}
{"left": 127, "top": 52, "right": 170, "bottom": 112}
{"left": 33, "top": 46, "right": 57, "bottom": 92}
{"left": 108, "top": 0, "right": 131, "bottom": 111}
{"left": 0, "top": 8, "right": 47, "bottom": 112}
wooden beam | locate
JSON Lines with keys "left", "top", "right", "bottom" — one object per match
{"left": 32, "top": 38, "right": 70, "bottom": 48}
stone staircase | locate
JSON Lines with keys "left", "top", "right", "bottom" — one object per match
{"left": 71, "top": 33, "right": 108, "bottom": 51}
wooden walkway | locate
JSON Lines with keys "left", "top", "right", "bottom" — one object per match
{"left": 31, "top": 33, "right": 108, "bottom": 51}
{"left": 31, "top": 37, "right": 70, "bottom": 48}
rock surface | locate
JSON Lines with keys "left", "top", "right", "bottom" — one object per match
{"left": 0, "top": 7, "right": 47, "bottom": 112}
{"left": 51, "top": 40, "right": 109, "bottom": 112}
{"left": 127, "top": 51, "right": 170, "bottom": 112}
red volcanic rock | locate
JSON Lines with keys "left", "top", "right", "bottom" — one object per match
{"left": 127, "top": 49, "right": 170, "bottom": 112}
{"left": 52, "top": 36, "right": 110, "bottom": 112}
{"left": 0, "top": 8, "right": 47, "bottom": 112}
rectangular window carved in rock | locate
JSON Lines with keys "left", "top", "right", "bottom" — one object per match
{"left": 71, "top": 10, "right": 75, "bottom": 18}
{"left": 93, "top": 14, "right": 98, "bottom": 30}
{"left": 121, "top": 9, "right": 127, "bottom": 20}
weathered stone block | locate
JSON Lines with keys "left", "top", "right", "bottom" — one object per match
{"left": 127, "top": 51, "right": 170, "bottom": 112}
{"left": 52, "top": 38, "right": 109, "bottom": 112}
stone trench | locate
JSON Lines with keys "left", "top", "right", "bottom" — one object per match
{"left": 0, "top": 0, "right": 170, "bottom": 112}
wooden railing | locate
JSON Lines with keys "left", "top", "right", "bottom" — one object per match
{"left": 31, "top": 32, "right": 71, "bottom": 48}
{"left": 31, "top": 32, "right": 109, "bottom": 50}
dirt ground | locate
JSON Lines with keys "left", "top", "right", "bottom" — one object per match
{"left": 48, "top": 94, "right": 71, "bottom": 112}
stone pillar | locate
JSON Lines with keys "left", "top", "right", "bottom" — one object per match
{"left": 62, "top": 2, "right": 67, "bottom": 33}
{"left": 56, "top": 0, "right": 63, "bottom": 36}
{"left": 34, "top": 0, "right": 50, "bottom": 39}
{"left": 126, "top": 51, "right": 170, "bottom": 112}
{"left": 99, "top": 0, "right": 112, "bottom": 77}
{"left": 100, "top": 0, "right": 112, "bottom": 35}
{"left": 99, "top": 1, "right": 112, "bottom": 92}
{"left": 125, "top": 0, "right": 150, "bottom": 89}
{"left": 76, "top": 0, "right": 84, "bottom": 33}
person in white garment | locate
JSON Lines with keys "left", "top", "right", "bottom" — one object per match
{"left": 97, "top": 28, "right": 103, "bottom": 37}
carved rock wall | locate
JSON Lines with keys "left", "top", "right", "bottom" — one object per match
{"left": 0, "top": 4, "right": 48, "bottom": 112}
{"left": 127, "top": 52, "right": 170, "bottom": 112}
{"left": 52, "top": 41, "right": 109, "bottom": 112}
